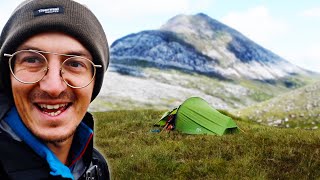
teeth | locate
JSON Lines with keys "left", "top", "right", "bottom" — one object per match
{"left": 46, "top": 110, "right": 62, "bottom": 116}
{"left": 39, "top": 103, "right": 67, "bottom": 110}
{"left": 37, "top": 103, "right": 68, "bottom": 116}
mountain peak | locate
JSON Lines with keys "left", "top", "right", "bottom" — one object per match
{"left": 161, "top": 13, "right": 235, "bottom": 37}
{"left": 195, "top": 12, "right": 209, "bottom": 17}
{"left": 160, "top": 13, "right": 296, "bottom": 66}
{"left": 111, "top": 13, "right": 310, "bottom": 80}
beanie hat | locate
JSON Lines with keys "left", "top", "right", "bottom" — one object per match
{"left": 0, "top": 0, "right": 109, "bottom": 101}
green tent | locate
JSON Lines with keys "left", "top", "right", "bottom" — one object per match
{"left": 156, "top": 97, "right": 238, "bottom": 135}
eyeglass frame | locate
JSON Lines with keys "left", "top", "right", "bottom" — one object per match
{"left": 4, "top": 49, "right": 102, "bottom": 89}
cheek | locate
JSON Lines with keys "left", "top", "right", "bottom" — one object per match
{"left": 11, "top": 79, "right": 34, "bottom": 122}
{"left": 75, "top": 85, "right": 94, "bottom": 112}
{"left": 11, "top": 79, "right": 26, "bottom": 107}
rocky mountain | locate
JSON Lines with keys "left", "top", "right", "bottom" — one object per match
{"left": 90, "top": 13, "right": 319, "bottom": 112}
{"left": 110, "top": 13, "right": 312, "bottom": 81}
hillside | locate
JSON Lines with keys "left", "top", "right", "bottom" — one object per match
{"left": 93, "top": 110, "right": 320, "bottom": 179}
{"left": 91, "top": 70, "right": 311, "bottom": 111}
{"left": 236, "top": 80, "right": 320, "bottom": 129}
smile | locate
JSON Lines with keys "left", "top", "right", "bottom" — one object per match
{"left": 37, "top": 103, "right": 70, "bottom": 116}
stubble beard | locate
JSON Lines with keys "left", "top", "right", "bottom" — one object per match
{"left": 33, "top": 124, "right": 78, "bottom": 144}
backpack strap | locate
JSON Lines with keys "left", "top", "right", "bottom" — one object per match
{"left": 84, "top": 148, "right": 110, "bottom": 180}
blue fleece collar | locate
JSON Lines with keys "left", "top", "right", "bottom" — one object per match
{"left": 4, "top": 106, "right": 93, "bottom": 179}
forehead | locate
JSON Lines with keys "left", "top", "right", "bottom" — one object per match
{"left": 17, "top": 31, "right": 92, "bottom": 58}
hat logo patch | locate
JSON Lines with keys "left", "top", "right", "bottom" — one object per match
{"left": 33, "top": 6, "right": 64, "bottom": 17}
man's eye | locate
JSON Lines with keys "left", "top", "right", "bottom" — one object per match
{"left": 18, "top": 56, "right": 45, "bottom": 66}
{"left": 63, "top": 59, "right": 89, "bottom": 74}
{"left": 68, "top": 61, "right": 84, "bottom": 68}
{"left": 65, "top": 58, "right": 89, "bottom": 69}
{"left": 24, "top": 57, "right": 40, "bottom": 63}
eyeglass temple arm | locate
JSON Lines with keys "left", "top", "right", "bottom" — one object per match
{"left": 94, "top": 65, "right": 102, "bottom": 68}
{"left": 4, "top": 53, "right": 13, "bottom": 57}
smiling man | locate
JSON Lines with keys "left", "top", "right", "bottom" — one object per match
{"left": 0, "top": 0, "right": 110, "bottom": 179}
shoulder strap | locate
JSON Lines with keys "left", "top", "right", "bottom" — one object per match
{"left": 84, "top": 148, "right": 110, "bottom": 180}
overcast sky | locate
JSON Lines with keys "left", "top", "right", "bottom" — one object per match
{"left": 1, "top": 0, "right": 319, "bottom": 72}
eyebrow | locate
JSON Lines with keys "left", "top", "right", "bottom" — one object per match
{"left": 17, "top": 45, "right": 92, "bottom": 59}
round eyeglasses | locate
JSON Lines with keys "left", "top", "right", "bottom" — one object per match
{"left": 4, "top": 49, "right": 102, "bottom": 88}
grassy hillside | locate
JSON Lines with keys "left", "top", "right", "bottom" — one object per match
{"left": 237, "top": 81, "right": 320, "bottom": 129}
{"left": 91, "top": 69, "right": 318, "bottom": 112}
{"left": 93, "top": 110, "right": 320, "bottom": 179}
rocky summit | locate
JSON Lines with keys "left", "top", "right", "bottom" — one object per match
{"left": 110, "top": 13, "right": 312, "bottom": 81}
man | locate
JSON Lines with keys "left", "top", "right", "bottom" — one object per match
{"left": 0, "top": 0, "right": 110, "bottom": 179}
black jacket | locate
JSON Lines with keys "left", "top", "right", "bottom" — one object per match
{"left": 0, "top": 94, "right": 110, "bottom": 179}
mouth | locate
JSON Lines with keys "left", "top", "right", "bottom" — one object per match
{"left": 36, "top": 103, "right": 71, "bottom": 116}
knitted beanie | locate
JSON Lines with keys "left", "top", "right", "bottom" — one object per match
{"left": 0, "top": 0, "right": 109, "bottom": 101}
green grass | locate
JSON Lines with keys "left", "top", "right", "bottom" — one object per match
{"left": 237, "top": 81, "right": 320, "bottom": 129}
{"left": 93, "top": 110, "right": 320, "bottom": 180}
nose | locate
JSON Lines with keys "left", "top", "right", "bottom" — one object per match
{"left": 38, "top": 58, "right": 67, "bottom": 97}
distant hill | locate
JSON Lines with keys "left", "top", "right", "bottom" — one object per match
{"left": 90, "top": 13, "right": 319, "bottom": 112}
{"left": 236, "top": 80, "right": 320, "bottom": 129}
